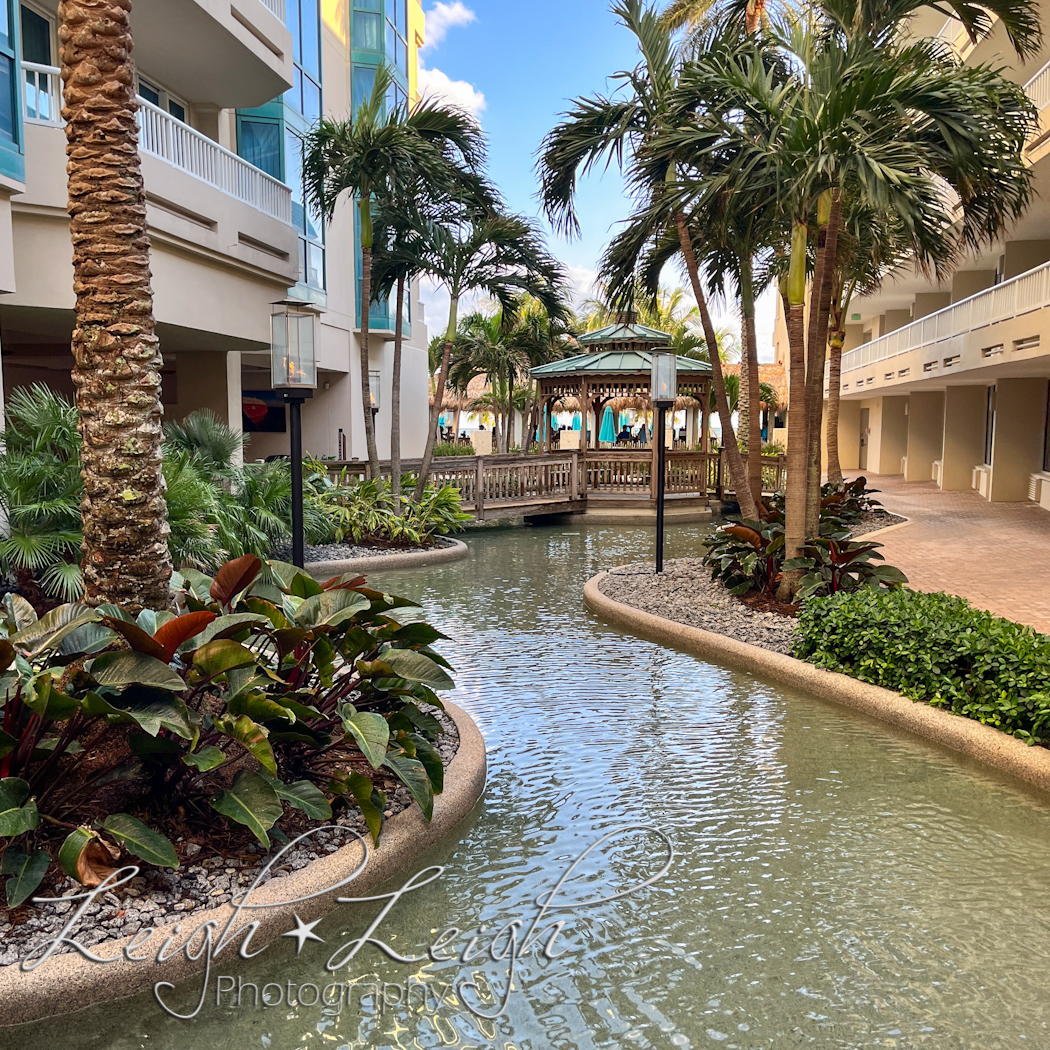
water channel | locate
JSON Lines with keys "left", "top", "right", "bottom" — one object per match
{"left": 10, "top": 521, "right": 1050, "bottom": 1049}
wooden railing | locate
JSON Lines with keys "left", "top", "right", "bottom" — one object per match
{"left": 322, "top": 450, "right": 786, "bottom": 515}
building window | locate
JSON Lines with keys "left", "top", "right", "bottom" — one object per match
{"left": 238, "top": 117, "right": 282, "bottom": 179}
{"left": 136, "top": 76, "right": 189, "bottom": 122}
{"left": 0, "top": 0, "right": 18, "bottom": 146}
{"left": 20, "top": 4, "right": 50, "bottom": 64}
{"left": 984, "top": 385, "right": 996, "bottom": 466}
{"left": 386, "top": 0, "right": 409, "bottom": 75}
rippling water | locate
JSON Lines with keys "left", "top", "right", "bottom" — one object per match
{"left": 10, "top": 522, "right": 1050, "bottom": 1049}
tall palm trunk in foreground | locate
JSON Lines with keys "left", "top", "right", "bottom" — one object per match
{"left": 60, "top": 0, "right": 172, "bottom": 609}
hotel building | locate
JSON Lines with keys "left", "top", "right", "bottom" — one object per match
{"left": 0, "top": 0, "right": 431, "bottom": 461}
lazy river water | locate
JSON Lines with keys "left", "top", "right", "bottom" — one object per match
{"left": 9, "top": 521, "right": 1050, "bottom": 1049}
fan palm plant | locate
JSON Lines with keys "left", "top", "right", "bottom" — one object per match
{"left": 302, "top": 64, "right": 488, "bottom": 478}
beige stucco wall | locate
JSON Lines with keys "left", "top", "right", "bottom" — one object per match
{"left": 941, "top": 385, "right": 988, "bottom": 490}
{"left": 989, "top": 378, "right": 1050, "bottom": 501}
{"left": 905, "top": 390, "right": 945, "bottom": 481}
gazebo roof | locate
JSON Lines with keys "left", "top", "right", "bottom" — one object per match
{"left": 531, "top": 348, "right": 712, "bottom": 379}
{"left": 578, "top": 321, "right": 675, "bottom": 346}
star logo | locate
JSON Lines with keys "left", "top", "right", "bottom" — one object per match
{"left": 282, "top": 914, "right": 325, "bottom": 955}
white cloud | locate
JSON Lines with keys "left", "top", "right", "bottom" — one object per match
{"left": 417, "top": 64, "right": 486, "bottom": 116}
{"left": 566, "top": 265, "right": 598, "bottom": 308}
{"left": 421, "top": 2, "right": 476, "bottom": 52}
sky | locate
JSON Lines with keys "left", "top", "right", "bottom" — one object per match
{"left": 414, "top": 0, "right": 777, "bottom": 358}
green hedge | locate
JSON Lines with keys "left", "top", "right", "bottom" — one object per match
{"left": 793, "top": 588, "right": 1050, "bottom": 744}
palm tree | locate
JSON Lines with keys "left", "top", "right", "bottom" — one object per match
{"left": 539, "top": 0, "right": 759, "bottom": 519}
{"left": 60, "top": 0, "right": 172, "bottom": 609}
{"left": 407, "top": 212, "right": 569, "bottom": 495}
{"left": 649, "top": 14, "right": 1035, "bottom": 597}
{"left": 302, "top": 65, "right": 487, "bottom": 479}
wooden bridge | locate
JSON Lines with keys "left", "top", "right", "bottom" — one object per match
{"left": 325, "top": 450, "right": 786, "bottom": 520}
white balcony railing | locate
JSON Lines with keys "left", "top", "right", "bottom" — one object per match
{"left": 259, "top": 0, "right": 285, "bottom": 18}
{"left": 22, "top": 61, "right": 62, "bottom": 125}
{"left": 137, "top": 98, "right": 292, "bottom": 223}
{"left": 21, "top": 63, "right": 292, "bottom": 225}
{"left": 841, "top": 259, "right": 1050, "bottom": 374}
{"left": 1025, "top": 57, "right": 1050, "bottom": 114}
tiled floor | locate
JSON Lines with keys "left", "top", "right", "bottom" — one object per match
{"left": 850, "top": 474, "right": 1050, "bottom": 634}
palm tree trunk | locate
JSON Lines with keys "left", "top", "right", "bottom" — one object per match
{"left": 674, "top": 211, "right": 757, "bottom": 519}
{"left": 521, "top": 383, "right": 536, "bottom": 453}
{"left": 826, "top": 321, "right": 845, "bottom": 487}
{"left": 776, "top": 293, "right": 808, "bottom": 603}
{"left": 804, "top": 192, "right": 842, "bottom": 536}
{"left": 358, "top": 198, "right": 380, "bottom": 479}
{"left": 390, "top": 274, "right": 405, "bottom": 514}
{"left": 62, "top": 0, "right": 172, "bottom": 610}
{"left": 415, "top": 293, "right": 460, "bottom": 499}
{"left": 740, "top": 256, "right": 762, "bottom": 508}
{"left": 777, "top": 218, "right": 810, "bottom": 603}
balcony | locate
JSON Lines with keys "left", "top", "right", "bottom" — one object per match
{"left": 23, "top": 64, "right": 292, "bottom": 225}
{"left": 839, "top": 259, "right": 1050, "bottom": 391}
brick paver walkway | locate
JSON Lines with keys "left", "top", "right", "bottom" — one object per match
{"left": 848, "top": 474, "right": 1050, "bottom": 634}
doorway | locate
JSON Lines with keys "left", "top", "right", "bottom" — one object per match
{"left": 859, "top": 407, "right": 870, "bottom": 470}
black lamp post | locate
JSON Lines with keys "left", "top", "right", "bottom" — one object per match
{"left": 651, "top": 352, "right": 677, "bottom": 574}
{"left": 271, "top": 301, "right": 318, "bottom": 569}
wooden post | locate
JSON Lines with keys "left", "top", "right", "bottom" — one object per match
{"left": 475, "top": 455, "right": 485, "bottom": 520}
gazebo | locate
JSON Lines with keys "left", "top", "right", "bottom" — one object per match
{"left": 531, "top": 321, "right": 713, "bottom": 452}
{"left": 530, "top": 320, "right": 713, "bottom": 505}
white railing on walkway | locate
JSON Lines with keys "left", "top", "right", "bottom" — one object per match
{"left": 259, "top": 0, "right": 285, "bottom": 18}
{"left": 137, "top": 98, "right": 291, "bottom": 223}
{"left": 22, "top": 61, "right": 62, "bottom": 125}
{"left": 841, "top": 259, "right": 1050, "bottom": 373}
{"left": 21, "top": 63, "right": 292, "bottom": 224}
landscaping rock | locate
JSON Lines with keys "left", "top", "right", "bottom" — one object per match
{"left": 600, "top": 560, "right": 796, "bottom": 655}
{"left": 271, "top": 535, "right": 457, "bottom": 566}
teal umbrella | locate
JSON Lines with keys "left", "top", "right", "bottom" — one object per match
{"left": 572, "top": 414, "right": 581, "bottom": 431}
{"left": 599, "top": 406, "right": 616, "bottom": 443}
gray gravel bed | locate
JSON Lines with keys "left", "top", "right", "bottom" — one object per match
{"left": 271, "top": 534, "right": 457, "bottom": 565}
{"left": 600, "top": 560, "right": 797, "bottom": 655}
{"left": 849, "top": 508, "right": 907, "bottom": 537}
{"left": 0, "top": 709, "right": 459, "bottom": 967}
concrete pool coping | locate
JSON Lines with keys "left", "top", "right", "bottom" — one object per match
{"left": 0, "top": 701, "right": 486, "bottom": 1028}
{"left": 584, "top": 571, "right": 1050, "bottom": 796}
{"left": 306, "top": 538, "right": 469, "bottom": 579}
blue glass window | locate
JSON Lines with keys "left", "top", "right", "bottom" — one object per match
{"left": 239, "top": 119, "right": 282, "bottom": 179}
{"left": 353, "top": 64, "right": 377, "bottom": 108}
{"left": 353, "top": 11, "right": 382, "bottom": 50}
{"left": 20, "top": 6, "right": 50, "bottom": 64}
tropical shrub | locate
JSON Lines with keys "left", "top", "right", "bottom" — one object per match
{"left": 434, "top": 441, "right": 475, "bottom": 457}
{"left": 703, "top": 476, "right": 899, "bottom": 599}
{"left": 310, "top": 468, "right": 471, "bottom": 547}
{"left": 0, "top": 385, "right": 83, "bottom": 602}
{"left": 0, "top": 397, "right": 331, "bottom": 601}
{"left": 794, "top": 589, "right": 1050, "bottom": 745}
{"left": 783, "top": 537, "right": 908, "bottom": 599}
{"left": 0, "top": 555, "right": 455, "bottom": 908}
